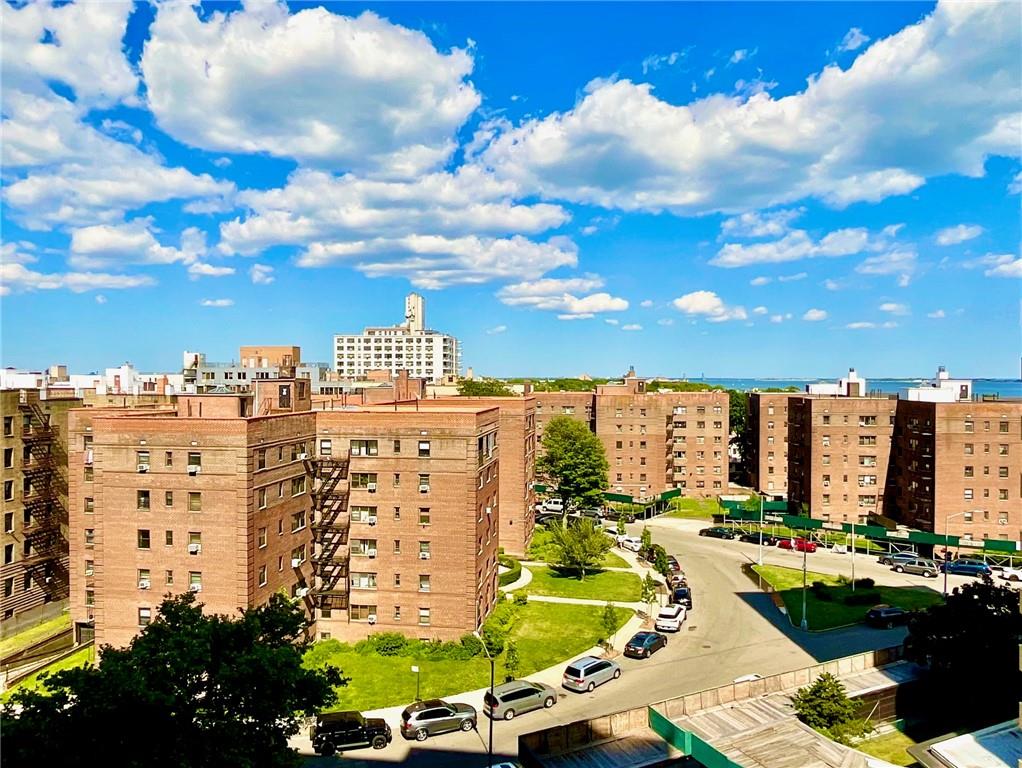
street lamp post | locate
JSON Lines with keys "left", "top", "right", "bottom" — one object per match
{"left": 411, "top": 665, "right": 421, "bottom": 702}
{"left": 800, "top": 545, "right": 809, "bottom": 631}
{"left": 475, "top": 631, "right": 495, "bottom": 768}
{"left": 943, "top": 510, "right": 967, "bottom": 597}
{"left": 757, "top": 494, "right": 764, "bottom": 566}
{"left": 850, "top": 519, "right": 856, "bottom": 591}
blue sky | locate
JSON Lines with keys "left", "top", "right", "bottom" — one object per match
{"left": 2, "top": 1, "right": 1020, "bottom": 377}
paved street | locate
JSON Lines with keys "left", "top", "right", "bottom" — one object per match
{"left": 296, "top": 515, "right": 986, "bottom": 767}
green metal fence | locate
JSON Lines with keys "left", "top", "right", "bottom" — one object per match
{"left": 648, "top": 707, "right": 745, "bottom": 768}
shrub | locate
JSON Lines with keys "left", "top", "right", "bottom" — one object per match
{"left": 361, "top": 632, "right": 411, "bottom": 657}
{"left": 792, "top": 673, "right": 857, "bottom": 730}
{"left": 854, "top": 577, "right": 875, "bottom": 589}
{"left": 498, "top": 555, "right": 523, "bottom": 587}
{"left": 513, "top": 593, "right": 529, "bottom": 606}
{"left": 459, "top": 633, "right": 484, "bottom": 658}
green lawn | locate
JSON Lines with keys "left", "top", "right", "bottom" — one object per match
{"left": 1, "top": 645, "right": 95, "bottom": 704}
{"left": 523, "top": 566, "right": 641, "bottom": 602}
{"left": 856, "top": 730, "right": 919, "bottom": 766}
{"left": 527, "top": 527, "right": 628, "bottom": 568}
{"left": 664, "top": 498, "right": 719, "bottom": 519}
{"left": 0, "top": 613, "right": 71, "bottom": 658}
{"left": 752, "top": 565, "right": 942, "bottom": 630}
{"left": 305, "top": 602, "right": 632, "bottom": 711}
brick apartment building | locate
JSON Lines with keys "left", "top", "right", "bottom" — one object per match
{"left": 1, "top": 389, "right": 82, "bottom": 626}
{"left": 748, "top": 393, "right": 793, "bottom": 499}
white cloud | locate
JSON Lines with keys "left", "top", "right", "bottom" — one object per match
{"left": 485, "top": 325, "right": 507, "bottom": 335}
{"left": 846, "top": 321, "right": 898, "bottom": 330}
{"left": 838, "top": 28, "right": 871, "bottom": 53}
{"left": 657, "top": 318, "right": 674, "bottom": 326}
{"left": 778, "top": 272, "right": 808, "bottom": 282}
{"left": 249, "top": 264, "right": 275, "bottom": 285}
{"left": 639, "top": 299, "right": 654, "bottom": 308}
{"left": 935, "top": 224, "right": 984, "bottom": 246}
{"left": 0, "top": 243, "right": 37, "bottom": 266}
{"left": 855, "top": 250, "right": 917, "bottom": 286}
{"left": 621, "top": 324, "right": 643, "bottom": 331}
{"left": 557, "top": 313, "right": 593, "bottom": 321}
{"left": 769, "top": 314, "right": 783, "bottom": 324}
{"left": 0, "top": 262, "right": 154, "bottom": 294}
{"left": 753, "top": 306, "right": 769, "bottom": 315}
{"left": 729, "top": 49, "right": 752, "bottom": 65}
{"left": 497, "top": 275, "right": 628, "bottom": 317}
{"left": 605, "top": 318, "right": 620, "bottom": 326}
{"left": 968, "top": 254, "right": 1022, "bottom": 278}
{"left": 480, "top": 3, "right": 1020, "bottom": 214}
{"left": 642, "top": 51, "right": 681, "bottom": 75}
{"left": 69, "top": 221, "right": 205, "bottom": 269}
{"left": 927, "top": 309, "right": 946, "bottom": 318}
{"left": 823, "top": 278, "right": 842, "bottom": 291}
{"left": 750, "top": 276, "right": 771, "bottom": 286}
{"left": 200, "top": 298, "right": 234, "bottom": 308}
{"left": 95, "top": 294, "right": 107, "bottom": 304}
{"left": 143, "top": 5, "right": 480, "bottom": 178}
{"left": 720, "top": 208, "right": 803, "bottom": 239}
{"left": 879, "top": 302, "right": 910, "bottom": 315}
{"left": 672, "top": 290, "right": 747, "bottom": 322}
{"left": 803, "top": 308, "right": 828, "bottom": 321}
{"left": 713, "top": 228, "right": 872, "bottom": 267}
{"left": 188, "top": 262, "right": 236, "bottom": 280}
{"left": 1009, "top": 171, "right": 1022, "bottom": 194}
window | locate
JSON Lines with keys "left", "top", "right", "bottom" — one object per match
{"left": 350, "top": 506, "right": 377, "bottom": 523}
{"left": 291, "top": 511, "right": 306, "bottom": 532}
{"left": 1000, "top": 421, "right": 1010, "bottom": 433}
{"left": 188, "top": 492, "right": 202, "bottom": 512}
{"left": 822, "top": 436, "right": 831, "bottom": 447}
{"left": 187, "top": 452, "right": 201, "bottom": 469}
{"left": 352, "top": 539, "right": 377, "bottom": 556}
{"left": 84, "top": 560, "right": 94, "bottom": 577}
{"left": 419, "top": 575, "right": 431, "bottom": 592}
{"left": 165, "top": 451, "right": 173, "bottom": 467}
{"left": 257, "top": 449, "right": 266, "bottom": 470}
{"left": 350, "top": 605, "right": 377, "bottom": 621}
{"left": 165, "top": 530, "right": 174, "bottom": 546}
{"left": 165, "top": 491, "right": 173, "bottom": 507}
{"left": 350, "top": 473, "right": 378, "bottom": 489}
{"left": 258, "top": 565, "right": 267, "bottom": 586}
{"left": 137, "top": 530, "right": 151, "bottom": 549}
{"left": 85, "top": 529, "right": 95, "bottom": 546}
{"left": 964, "top": 466, "right": 974, "bottom": 478}
{"left": 258, "top": 527, "right": 267, "bottom": 548}
{"left": 319, "top": 439, "right": 332, "bottom": 456}
{"left": 822, "top": 455, "right": 831, "bottom": 465}
{"left": 1000, "top": 445, "right": 1009, "bottom": 456}
{"left": 6, "top": 512, "right": 17, "bottom": 532}
{"left": 84, "top": 497, "right": 94, "bottom": 514}
{"left": 418, "top": 508, "right": 431, "bottom": 525}
{"left": 350, "top": 439, "right": 379, "bottom": 457}
{"left": 3, "top": 544, "right": 13, "bottom": 564}
{"left": 418, "top": 607, "right": 431, "bottom": 626}
{"left": 137, "top": 450, "right": 150, "bottom": 467}
{"left": 859, "top": 416, "right": 877, "bottom": 427}
{"left": 3, "top": 448, "right": 12, "bottom": 468}
{"left": 822, "top": 415, "right": 830, "bottom": 425}
{"left": 999, "top": 489, "right": 1009, "bottom": 500}
{"left": 418, "top": 473, "right": 430, "bottom": 492}
{"left": 964, "top": 488, "right": 974, "bottom": 501}
{"left": 419, "top": 541, "right": 431, "bottom": 557}
{"left": 999, "top": 466, "right": 1009, "bottom": 478}
{"left": 138, "top": 568, "right": 151, "bottom": 586}
{"left": 137, "top": 490, "right": 150, "bottom": 510}
{"left": 418, "top": 441, "right": 431, "bottom": 457}
{"left": 393, "top": 606, "right": 401, "bottom": 621}
{"left": 964, "top": 443, "right": 974, "bottom": 455}
{"left": 166, "top": 570, "right": 174, "bottom": 585}
{"left": 258, "top": 488, "right": 267, "bottom": 509}
{"left": 278, "top": 519, "right": 284, "bottom": 535}
{"left": 964, "top": 421, "right": 974, "bottom": 433}
{"left": 189, "top": 572, "right": 202, "bottom": 590}
{"left": 350, "top": 572, "right": 377, "bottom": 589}
{"left": 3, "top": 480, "right": 13, "bottom": 501}
{"left": 84, "top": 465, "right": 94, "bottom": 482}
{"left": 2, "top": 416, "right": 12, "bottom": 436}
{"left": 134, "top": 607, "right": 152, "bottom": 627}
{"left": 394, "top": 540, "right": 401, "bottom": 554}
{"left": 393, "top": 439, "right": 401, "bottom": 454}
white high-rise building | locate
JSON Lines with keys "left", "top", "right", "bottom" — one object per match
{"left": 333, "top": 293, "right": 461, "bottom": 383}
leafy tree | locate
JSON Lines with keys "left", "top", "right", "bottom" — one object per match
{"left": 791, "top": 673, "right": 857, "bottom": 731}
{"left": 653, "top": 548, "right": 671, "bottom": 579}
{"left": 640, "top": 573, "right": 659, "bottom": 618}
{"left": 601, "top": 602, "right": 619, "bottom": 647}
{"left": 616, "top": 514, "right": 627, "bottom": 537}
{"left": 1, "top": 593, "right": 345, "bottom": 768}
{"left": 727, "top": 389, "right": 752, "bottom": 484}
{"left": 458, "top": 379, "right": 515, "bottom": 397}
{"left": 904, "top": 577, "right": 1022, "bottom": 718}
{"left": 640, "top": 526, "right": 652, "bottom": 551}
{"left": 536, "top": 416, "right": 609, "bottom": 509}
{"left": 502, "top": 640, "right": 521, "bottom": 682}
{"left": 547, "top": 518, "right": 611, "bottom": 580}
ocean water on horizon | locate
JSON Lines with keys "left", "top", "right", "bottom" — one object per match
{"left": 691, "top": 377, "right": 1022, "bottom": 398}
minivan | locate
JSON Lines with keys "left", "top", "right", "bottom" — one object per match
{"left": 483, "top": 680, "right": 558, "bottom": 720}
{"left": 892, "top": 558, "right": 939, "bottom": 578}
{"left": 562, "top": 656, "right": 621, "bottom": 693}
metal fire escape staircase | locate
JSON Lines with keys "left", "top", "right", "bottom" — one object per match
{"left": 304, "top": 454, "right": 351, "bottom": 612}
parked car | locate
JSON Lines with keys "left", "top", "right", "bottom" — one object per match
{"left": 562, "top": 656, "right": 621, "bottom": 693}
{"left": 615, "top": 511, "right": 636, "bottom": 523}
{"left": 399, "top": 699, "right": 477, "bottom": 741}
{"left": 623, "top": 631, "right": 668, "bottom": 659}
{"left": 666, "top": 573, "right": 688, "bottom": 590}
{"left": 542, "top": 498, "right": 564, "bottom": 513}
{"left": 777, "top": 538, "right": 817, "bottom": 553}
{"left": 941, "top": 560, "right": 992, "bottom": 577}
{"left": 655, "top": 603, "right": 687, "bottom": 632}
{"left": 567, "top": 514, "right": 602, "bottom": 530}
{"left": 311, "top": 711, "right": 392, "bottom": 756}
{"left": 483, "top": 680, "right": 557, "bottom": 721}
{"left": 535, "top": 513, "right": 563, "bottom": 527}
{"left": 699, "top": 526, "right": 736, "bottom": 540}
{"left": 617, "top": 535, "right": 642, "bottom": 552}
{"left": 580, "top": 508, "right": 605, "bottom": 520}
{"left": 739, "top": 532, "right": 781, "bottom": 546}
{"left": 892, "top": 558, "right": 939, "bottom": 578}
{"left": 954, "top": 556, "right": 1003, "bottom": 572}
{"left": 671, "top": 586, "right": 693, "bottom": 610}
{"left": 877, "top": 552, "right": 918, "bottom": 567}
{"left": 666, "top": 555, "right": 682, "bottom": 573}
{"left": 865, "top": 605, "right": 911, "bottom": 628}
{"left": 998, "top": 566, "right": 1022, "bottom": 582}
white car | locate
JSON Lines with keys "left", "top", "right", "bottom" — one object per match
{"left": 999, "top": 566, "right": 1022, "bottom": 583}
{"left": 654, "top": 603, "right": 687, "bottom": 632}
{"left": 542, "top": 498, "right": 564, "bottom": 513}
{"left": 617, "top": 535, "right": 642, "bottom": 552}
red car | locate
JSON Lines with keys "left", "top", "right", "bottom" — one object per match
{"left": 777, "top": 537, "right": 817, "bottom": 553}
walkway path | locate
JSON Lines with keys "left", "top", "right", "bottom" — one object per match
{"left": 497, "top": 563, "right": 533, "bottom": 592}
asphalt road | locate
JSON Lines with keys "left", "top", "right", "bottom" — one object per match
{"left": 301, "top": 516, "right": 999, "bottom": 767}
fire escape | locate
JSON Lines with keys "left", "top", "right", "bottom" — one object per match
{"left": 19, "top": 400, "right": 68, "bottom": 601}
{"left": 304, "top": 453, "right": 351, "bottom": 613}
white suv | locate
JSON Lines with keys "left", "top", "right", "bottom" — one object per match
{"left": 999, "top": 566, "right": 1022, "bottom": 583}
{"left": 654, "top": 603, "right": 686, "bottom": 632}
{"left": 617, "top": 535, "right": 642, "bottom": 552}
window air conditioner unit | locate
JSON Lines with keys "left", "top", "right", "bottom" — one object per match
{"left": 485, "top": 506, "right": 492, "bottom": 516}
{"left": 137, "top": 463, "right": 150, "bottom": 473}
{"left": 291, "top": 557, "right": 302, "bottom": 568}
{"left": 138, "top": 580, "right": 150, "bottom": 590}
{"left": 366, "top": 483, "right": 377, "bottom": 492}
{"left": 188, "top": 543, "right": 202, "bottom": 555}
{"left": 189, "top": 584, "right": 202, "bottom": 592}
{"left": 367, "top": 516, "right": 377, "bottom": 526}
{"left": 296, "top": 587, "right": 310, "bottom": 598}
{"left": 187, "top": 464, "right": 201, "bottom": 475}
{"left": 419, "top": 551, "right": 431, "bottom": 560}
{"left": 297, "top": 453, "right": 308, "bottom": 460}
{"left": 998, "top": 519, "right": 1007, "bottom": 525}
{"left": 419, "top": 484, "right": 430, "bottom": 493}
{"left": 367, "top": 614, "right": 377, "bottom": 625}
{"left": 367, "top": 548, "right": 377, "bottom": 558}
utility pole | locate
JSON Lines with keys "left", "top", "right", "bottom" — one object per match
{"left": 850, "top": 519, "right": 856, "bottom": 591}
{"left": 757, "top": 494, "right": 764, "bottom": 566}
{"left": 475, "top": 632, "right": 495, "bottom": 768}
{"left": 800, "top": 545, "right": 809, "bottom": 631}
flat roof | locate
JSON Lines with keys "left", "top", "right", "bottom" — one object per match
{"left": 535, "top": 726, "right": 686, "bottom": 768}
{"left": 921, "top": 721, "right": 1022, "bottom": 768}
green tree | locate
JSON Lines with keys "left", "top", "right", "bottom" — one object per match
{"left": 727, "top": 389, "right": 752, "bottom": 485}
{"left": 458, "top": 379, "right": 515, "bottom": 397}
{"left": 640, "top": 526, "right": 652, "bottom": 551}
{"left": 601, "top": 602, "right": 619, "bottom": 647}
{"left": 640, "top": 573, "right": 659, "bottom": 619}
{"left": 502, "top": 640, "right": 521, "bottom": 682}
{"left": 547, "top": 518, "right": 612, "bottom": 580}
{"left": 905, "top": 577, "right": 1022, "bottom": 720}
{"left": 1, "top": 593, "right": 345, "bottom": 768}
{"left": 536, "top": 416, "right": 609, "bottom": 509}
{"left": 616, "top": 514, "right": 627, "bottom": 537}
{"left": 653, "top": 548, "right": 671, "bottom": 579}
{"left": 791, "top": 673, "right": 857, "bottom": 731}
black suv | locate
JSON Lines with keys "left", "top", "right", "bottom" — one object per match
{"left": 671, "top": 586, "right": 693, "bottom": 610}
{"left": 739, "top": 532, "right": 780, "bottom": 546}
{"left": 311, "top": 711, "right": 392, "bottom": 756}
{"left": 865, "top": 605, "right": 910, "bottom": 629}
{"left": 699, "top": 526, "right": 736, "bottom": 540}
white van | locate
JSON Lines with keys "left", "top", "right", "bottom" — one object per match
{"left": 542, "top": 498, "right": 564, "bottom": 513}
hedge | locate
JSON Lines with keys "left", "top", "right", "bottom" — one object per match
{"left": 498, "top": 554, "right": 522, "bottom": 587}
